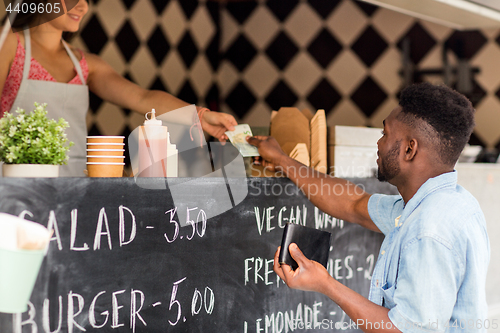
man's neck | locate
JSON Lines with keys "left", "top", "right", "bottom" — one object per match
{"left": 395, "top": 167, "right": 453, "bottom": 204}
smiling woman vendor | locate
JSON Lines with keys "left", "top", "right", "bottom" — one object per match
{"left": 0, "top": 0, "right": 237, "bottom": 177}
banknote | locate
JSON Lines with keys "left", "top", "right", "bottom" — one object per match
{"left": 225, "top": 124, "right": 260, "bottom": 157}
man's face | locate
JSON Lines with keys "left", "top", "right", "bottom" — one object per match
{"left": 377, "top": 107, "right": 403, "bottom": 183}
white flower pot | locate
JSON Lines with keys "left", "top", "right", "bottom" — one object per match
{"left": 2, "top": 164, "right": 60, "bottom": 178}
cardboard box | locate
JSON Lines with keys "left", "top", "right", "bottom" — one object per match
{"left": 329, "top": 125, "right": 381, "bottom": 178}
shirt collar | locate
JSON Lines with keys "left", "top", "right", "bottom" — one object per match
{"left": 399, "top": 171, "right": 457, "bottom": 225}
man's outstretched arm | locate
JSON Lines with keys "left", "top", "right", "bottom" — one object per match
{"left": 247, "top": 136, "right": 379, "bottom": 232}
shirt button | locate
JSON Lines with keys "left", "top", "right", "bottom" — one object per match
{"left": 381, "top": 250, "right": 385, "bottom": 255}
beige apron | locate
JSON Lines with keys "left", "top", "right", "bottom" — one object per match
{"left": 9, "top": 29, "right": 89, "bottom": 177}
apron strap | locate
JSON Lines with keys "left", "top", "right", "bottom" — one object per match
{"left": 22, "top": 29, "right": 86, "bottom": 85}
{"left": 22, "top": 29, "right": 31, "bottom": 81}
{"left": 62, "top": 40, "right": 86, "bottom": 84}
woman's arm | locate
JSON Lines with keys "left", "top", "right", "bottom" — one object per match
{"left": 85, "top": 53, "right": 237, "bottom": 139}
{"left": 85, "top": 52, "right": 188, "bottom": 113}
{"left": 0, "top": 32, "right": 19, "bottom": 102}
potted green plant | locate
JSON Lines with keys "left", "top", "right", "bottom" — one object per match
{"left": 0, "top": 103, "right": 73, "bottom": 177}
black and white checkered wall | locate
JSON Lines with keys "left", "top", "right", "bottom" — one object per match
{"left": 3, "top": 0, "right": 499, "bottom": 148}
{"left": 214, "top": 0, "right": 500, "bottom": 149}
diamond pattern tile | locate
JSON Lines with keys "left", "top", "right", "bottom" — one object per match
{"left": 89, "top": 92, "right": 103, "bottom": 115}
{"left": 129, "top": 47, "right": 156, "bottom": 88}
{"left": 96, "top": 103, "right": 127, "bottom": 135}
{"left": 468, "top": 132, "right": 486, "bottom": 147}
{"left": 218, "top": 62, "right": 239, "bottom": 97}
{"left": 474, "top": 95, "right": 500, "bottom": 147}
{"left": 352, "top": 0, "right": 379, "bottom": 16}
{"left": 178, "top": 0, "right": 198, "bottom": 19}
{"left": 149, "top": 76, "right": 166, "bottom": 92}
{"left": 220, "top": 10, "right": 240, "bottom": 52}
{"left": 284, "top": 53, "right": 322, "bottom": 95}
{"left": 177, "top": 31, "right": 199, "bottom": 68}
{"left": 371, "top": 47, "right": 402, "bottom": 95}
{"left": 99, "top": 42, "right": 127, "bottom": 74}
{"left": 205, "top": 84, "right": 220, "bottom": 111}
{"left": 265, "top": 80, "right": 298, "bottom": 111}
{"left": 284, "top": 3, "right": 322, "bottom": 48}
{"left": 177, "top": 80, "right": 198, "bottom": 105}
{"left": 88, "top": 123, "right": 102, "bottom": 137}
{"left": 351, "top": 76, "right": 388, "bottom": 117}
{"left": 226, "top": 1, "right": 258, "bottom": 24}
{"left": 371, "top": 8, "right": 414, "bottom": 44}
{"left": 96, "top": 0, "right": 127, "bottom": 36}
{"left": 494, "top": 31, "right": 500, "bottom": 47}
{"left": 495, "top": 86, "right": 500, "bottom": 102}
{"left": 191, "top": 6, "right": 217, "bottom": 50}
{"left": 206, "top": 1, "right": 219, "bottom": 24}
{"left": 265, "top": 31, "right": 299, "bottom": 70}
{"left": 80, "top": 15, "right": 108, "bottom": 54}
{"left": 472, "top": 43, "right": 500, "bottom": 90}
{"left": 206, "top": 33, "right": 220, "bottom": 72}
{"left": 129, "top": 0, "right": 157, "bottom": 40}
{"left": 243, "top": 6, "right": 280, "bottom": 50}
{"left": 307, "top": 28, "right": 342, "bottom": 68}
{"left": 369, "top": 97, "right": 399, "bottom": 128}
{"left": 243, "top": 55, "right": 280, "bottom": 98}
{"left": 225, "top": 35, "right": 258, "bottom": 72}
{"left": 351, "top": 26, "right": 388, "bottom": 67}
{"left": 160, "top": 51, "right": 186, "bottom": 94}
{"left": 147, "top": 26, "right": 170, "bottom": 65}
{"left": 419, "top": 20, "right": 453, "bottom": 42}
{"left": 121, "top": 0, "right": 137, "bottom": 10}
{"left": 161, "top": 1, "right": 187, "bottom": 45}
{"left": 397, "top": 23, "right": 437, "bottom": 64}
{"left": 307, "top": 78, "right": 342, "bottom": 114}
{"left": 326, "top": 50, "right": 366, "bottom": 95}
{"left": 190, "top": 56, "right": 213, "bottom": 97}
{"left": 326, "top": 0, "right": 367, "bottom": 46}
{"left": 242, "top": 102, "right": 272, "bottom": 127}
{"left": 115, "top": 21, "right": 140, "bottom": 62}
{"left": 418, "top": 45, "right": 444, "bottom": 69}
{"left": 226, "top": 82, "right": 257, "bottom": 118}
{"left": 307, "top": 0, "right": 341, "bottom": 19}
{"left": 445, "top": 31, "right": 488, "bottom": 60}
{"left": 150, "top": 0, "right": 170, "bottom": 15}
{"left": 326, "top": 99, "right": 367, "bottom": 127}
{"left": 266, "top": 0, "right": 300, "bottom": 22}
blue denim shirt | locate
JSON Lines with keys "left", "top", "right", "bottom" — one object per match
{"left": 367, "top": 171, "right": 490, "bottom": 332}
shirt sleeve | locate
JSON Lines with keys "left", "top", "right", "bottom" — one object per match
{"left": 387, "top": 236, "right": 463, "bottom": 333}
{"left": 367, "top": 194, "right": 403, "bottom": 236}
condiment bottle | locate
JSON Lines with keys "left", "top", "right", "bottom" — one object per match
{"left": 138, "top": 109, "right": 168, "bottom": 177}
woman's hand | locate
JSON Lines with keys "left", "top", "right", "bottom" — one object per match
{"left": 201, "top": 110, "right": 237, "bottom": 142}
{"left": 274, "top": 244, "right": 334, "bottom": 295}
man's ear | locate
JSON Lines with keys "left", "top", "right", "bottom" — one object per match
{"left": 404, "top": 139, "right": 418, "bottom": 161}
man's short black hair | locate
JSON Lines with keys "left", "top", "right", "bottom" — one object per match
{"left": 398, "top": 82, "right": 475, "bottom": 166}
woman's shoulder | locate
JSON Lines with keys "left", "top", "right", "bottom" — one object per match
{"left": 0, "top": 32, "right": 20, "bottom": 64}
{"left": 81, "top": 51, "right": 104, "bottom": 64}
{"left": 81, "top": 51, "right": 114, "bottom": 73}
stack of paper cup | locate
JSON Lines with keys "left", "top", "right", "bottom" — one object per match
{"left": 86, "top": 136, "right": 125, "bottom": 177}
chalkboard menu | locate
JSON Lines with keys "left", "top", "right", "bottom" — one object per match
{"left": 0, "top": 177, "right": 397, "bottom": 332}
